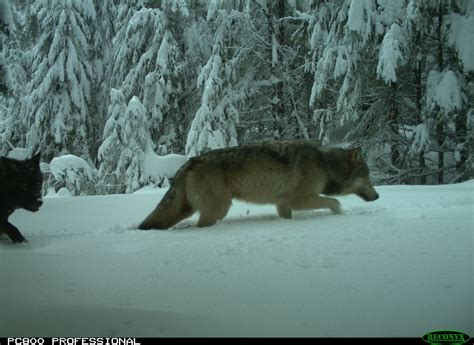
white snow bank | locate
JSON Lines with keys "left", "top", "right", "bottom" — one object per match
{"left": 45, "top": 186, "right": 72, "bottom": 198}
{"left": 48, "top": 154, "right": 97, "bottom": 196}
{"left": 50, "top": 154, "right": 96, "bottom": 182}
{"left": 143, "top": 150, "right": 186, "bottom": 185}
{"left": 6, "top": 147, "right": 32, "bottom": 160}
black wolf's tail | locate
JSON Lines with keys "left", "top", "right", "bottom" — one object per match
{"left": 138, "top": 160, "right": 195, "bottom": 230}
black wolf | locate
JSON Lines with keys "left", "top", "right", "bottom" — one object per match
{"left": 139, "top": 140, "right": 379, "bottom": 230}
{"left": 0, "top": 153, "right": 43, "bottom": 243}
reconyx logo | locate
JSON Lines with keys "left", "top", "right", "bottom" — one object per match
{"left": 422, "top": 330, "right": 471, "bottom": 345}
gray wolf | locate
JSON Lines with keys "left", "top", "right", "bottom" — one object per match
{"left": 138, "top": 140, "right": 379, "bottom": 230}
{"left": 0, "top": 153, "right": 43, "bottom": 243}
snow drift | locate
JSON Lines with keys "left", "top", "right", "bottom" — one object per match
{"left": 0, "top": 181, "right": 472, "bottom": 337}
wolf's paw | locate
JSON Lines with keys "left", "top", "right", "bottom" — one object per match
{"left": 330, "top": 200, "right": 343, "bottom": 214}
{"left": 137, "top": 224, "right": 149, "bottom": 230}
{"left": 137, "top": 220, "right": 153, "bottom": 230}
{"left": 11, "top": 235, "right": 28, "bottom": 243}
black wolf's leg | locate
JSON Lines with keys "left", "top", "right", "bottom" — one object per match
{"left": 0, "top": 219, "right": 27, "bottom": 243}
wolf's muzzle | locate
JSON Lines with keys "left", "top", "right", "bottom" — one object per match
{"left": 358, "top": 192, "right": 379, "bottom": 202}
{"left": 26, "top": 199, "right": 43, "bottom": 212}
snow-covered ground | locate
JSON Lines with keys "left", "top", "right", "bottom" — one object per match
{"left": 1, "top": 182, "right": 472, "bottom": 337}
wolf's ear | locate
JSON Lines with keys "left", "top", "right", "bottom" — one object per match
{"left": 349, "top": 147, "right": 362, "bottom": 162}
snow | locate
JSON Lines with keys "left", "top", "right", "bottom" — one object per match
{"left": 46, "top": 186, "right": 72, "bottom": 198}
{"left": 156, "top": 32, "right": 170, "bottom": 68}
{"left": 1, "top": 181, "right": 472, "bottom": 337}
{"left": 334, "top": 46, "right": 350, "bottom": 79}
{"left": 426, "top": 70, "right": 463, "bottom": 112}
{"left": 377, "top": 23, "right": 404, "bottom": 84}
{"left": 376, "top": 0, "right": 404, "bottom": 27}
{"left": 143, "top": 150, "right": 186, "bottom": 183}
{"left": 206, "top": 0, "right": 219, "bottom": 22}
{"left": 347, "top": 0, "right": 373, "bottom": 36}
{"left": 79, "top": 0, "right": 97, "bottom": 20}
{"left": 448, "top": 9, "right": 474, "bottom": 72}
{"left": 271, "top": 33, "right": 278, "bottom": 68}
{"left": 310, "top": 22, "right": 327, "bottom": 50}
{"left": 50, "top": 154, "right": 96, "bottom": 184}
{"left": 410, "top": 123, "right": 431, "bottom": 154}
{"left": 162, "top": 0, "right": 189, "bottom": 17}
{"left": 7, "top": 147, "right": 32, "bottom": 160}
{"left": 0, "top": 0, "right": 12, "bottom": 31}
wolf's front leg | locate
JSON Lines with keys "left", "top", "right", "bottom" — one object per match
{"left": 289, "top": 195, "right": 342, "bottom": 214}
{"left": 0, "top": 219, "right": 27, "bottom": 243}
{"left": 276, "top": 204, "right": 292, "bottom": 219}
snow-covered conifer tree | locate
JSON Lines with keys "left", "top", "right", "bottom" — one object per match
{"left": 307, "top": 0, "right": 471, "bottom": 184}
{"left": 97, "top": 88, "right": 126, "bottom": 193}
{"left": 23, "top": 0, "right": 96, "bottom": 162}
{"left": 98, "top": 93, "right": 151, "bottom": 193}
{"left": 231, "top": 0, "right": 312, "bottom": 142}
{"left": 185, "top": 7, "right": 241, "bottom": 157}
{"left": 111, "top": 5, "right": 186, "bottom": 153}
{"left": 309, "top": 0, "right": 413, "bottom": 182}
{"left": 1, "top": 0, "right": 471, "bottom": 189}
{"left": 89, "top": 0, "right": 117, "bottom": 163}
{"left": 111, "top": 7, "right": 165, "bottom": 97}
{"left": 420, "top": 1, "right": 473, "bottom": 183}
{"left": 0, "top": 0, "right": 12, "bottom": 94}
{"left": 0, "top": 0, "right": 25, "bottom": 154}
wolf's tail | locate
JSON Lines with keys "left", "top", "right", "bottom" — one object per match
{"left": 138, "top": 161, "right": 195, "bottom": 230}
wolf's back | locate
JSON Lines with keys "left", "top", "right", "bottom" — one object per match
{"left": 138, "top": 160, "right": 195, "bottom": 230}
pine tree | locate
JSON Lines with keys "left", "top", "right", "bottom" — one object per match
{"left": 421, "top": 1, "right": 473, "bottom": 183}
{"left": 185, "top": 5, "right": 242, "bottom": 157}
{"left": 97, "top": 88, "right": 127, "bottom": 194}
{"left": 309, "top": 0, "right": 416, "bottom": 183}
{"left": 2, "top": 0, "right": 471, "bottom": 191}
{"left": 111, "top": 7, "right": 166, "bottom": 98}
{"left": 23, "top": 0, "right": 96, "bottom": 162}
{"left": 89, "top": 0, "right": 117, "bottom": 165}
{"left": 110, "top": 4, "right": 189, "bottom": 153}
{"left": 98, "top": 93, "right": 152, "bottom": 193}
{"left": 1, "top": 0, "right": 38, "bottom": 155}
{"left": 0, "top": 0, "right": 12, "bottom": 94}
{"left": 232, "top": 0, "right": 312, "bottom": 143}
{"left": 1, "top": 0, "right": 18, "bottom": 154}
{"left": 157, "top": 0, "right": 216, "bottom": 153}
{"left": 308, "top": 0, "right": 348, "bottom": 145}
{"left": 307, "top": 0, "right": 472, "bottom": 184}
{"left": 405, "top": 0, "right": 429, "bottom": 184}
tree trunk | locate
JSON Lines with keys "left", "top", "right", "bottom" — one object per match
{"left": 454, "top": 112, "right": 468, "bottom": 181}
{"left": 415, "top": 38, "right": 426, "bottom": 185}
{"left": 269, "top": 0, "right": 285, "bottom": 140}
{"left": 436, "top": 4, "right": 445, "bottom": 184}
{"left": 436, "top": 122, "right": 445, "bottom": 184}
{"left": 389, "top": 82, "right": 400, "bottom": 171}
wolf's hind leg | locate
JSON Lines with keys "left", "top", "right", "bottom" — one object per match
{"left": 289, "top": 195, "right": 342, "bottom": 214}
{"left": 276, "top": 204, "right": 292, "bottom": 219}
